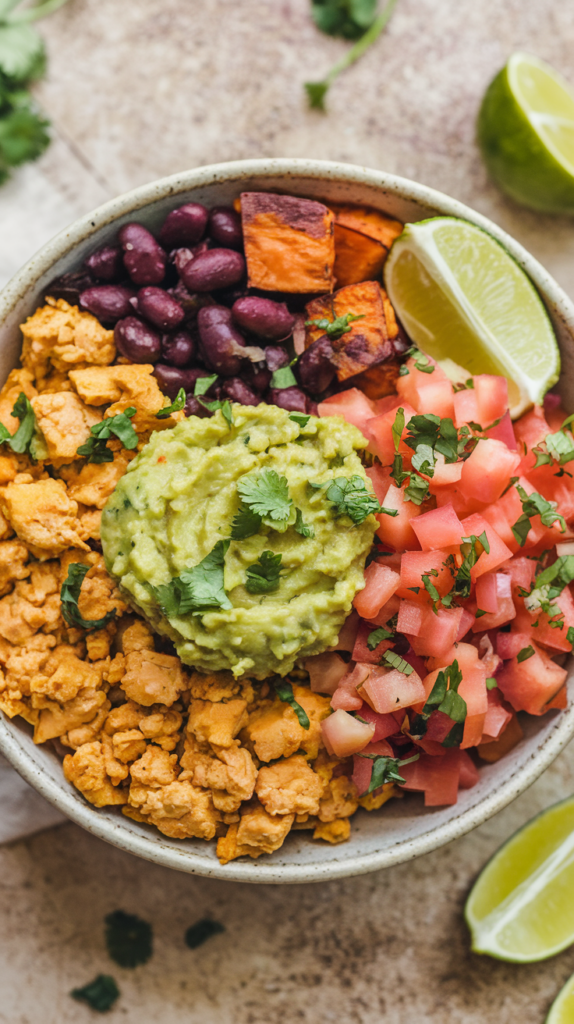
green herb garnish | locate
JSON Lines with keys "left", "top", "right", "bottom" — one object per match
{"left": 230, "top": 506, "right": 263, "bottom": 540}
{"left": 193, "top": 375, "right": 233, "bottom": 425}
{"left": 156, "top": 387, "right": 186, "bottom": 418}
{"left": 152, "top": 540, "right": 232, "bottom": 616}
{"left": 60, "top": 563, "right": 118, "bottom": 633}
{"left": 245, "top": 550, "right": 283, "bottom": 594}
{"left": 237, "top": 469, "right": 292, "bottom": 525}
{"left": 511, "top": 483, "right": 566, "bottom": 547}
{"left": 294, "top": 507, "right": 314, "bottom": 538}
{"left": 274, "top": 679, "right": 310, "bottom": 728}
{"left": 325, "top": 475, "right": 394, "bottom": 524}
{"left": 184, "top": 918, "right": 225, "bottom": 949}
{"left": 104, "top": 910, "right": 153, "bottom": 969}
{"left": 357, "top": 752, "right": 419, "bottom": 795}
{"left": 410, "top": 660, "right": 467, "bottom": 747}
{"left": 0, "top": 391, "right": 36, "bottom": 454}
{"left": 71, "top": 974, "right": 119, "bottom": 1013}
{"left": 451, "top": 532, "right": 490, "bottom": 599}
{"left": 517, "top": 645, "right": 535, "bottom": 663}
{"left": 367, "top": 625, "right": 394, "bottom": 650}
{"left": 270, "top": 365, "right": 298, "bottom": 389}
{"left": 486, "top": 677, "right": 498, "bottom": 690}
{"left": 76, "top": 407, "right": 138, "bottom": 463}
{"left": 568, "top": 626, "right": 574, "bottom": 648}
{"left": 382, "top": 650, "right": 413, "bottom": 675}
{"left": 304, "top": 311, "right": 365, "bottom": 339}
{"left": 289, "top": 412, "right": 311, "bottom": 427}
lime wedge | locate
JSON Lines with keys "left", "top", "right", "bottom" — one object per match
{"left": 546, "top": 973, "right": 574, "bottom": 1024}
{"left": 478, "top": 53, "right": 574, "bottom": 214}
{"left": 383, "top": 216, "right": 560, "bottom": 418}
{"left": 466, "top": 796, "right": 574, "bottom": 962}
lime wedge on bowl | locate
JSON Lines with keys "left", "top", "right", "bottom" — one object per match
{"left": 383, "top": 216, "right": 560, "bottom": 418}
{"left": 478, "top": 53, "right": 574, "bottom": 214}
{"left": 546, "top": 973, "right": 574, "bottom": 1024}
{"left": 466, "top": 796, "right": 574, "bottom": 962}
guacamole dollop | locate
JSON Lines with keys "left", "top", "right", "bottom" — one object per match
{"left": 100, "top": 403, "right": 377, "bottom": 678}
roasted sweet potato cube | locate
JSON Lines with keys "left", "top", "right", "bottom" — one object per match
{"left": 241, "top": 192, "right": 335, "bottom": 293}
{"left": 329, "top": 203, "right": 403, "bottom": 248}
{"left": 305, "top": 281, "right": 398, "bottom": 382}
{"left": 333, "top": 224, "right": 388, "bottom": 288}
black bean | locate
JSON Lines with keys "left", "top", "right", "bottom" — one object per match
{"left": 208, "top": 206, "right": 243, "bottom": 250}
{"left": 231, "top": 296, "right": 295, "bottom": 341}
{"left": 114, "top": 316, "right": 162, "bottom": 364}
{"left": 181, "top": 248, "right": 245, "bottom": 293}
{"left": 265, "top": 345, "right": 289, "bottom": 372}
{"left": 296, "top": 335, "right": 336, "bottom": 394}
{"left": 267, "top": 386, "right": 309, "bottom": 413}
{"left": 168, "top": 279, "right": 213, "bottom": 320}
{"left": 79, "top": 285, "right": 135, "bottom": 324}
{"left": 197, "top": 305, "right": 246, "bottom": 376}
{"left": 44, "top": 270, "right": 94, "bottom": 306}
{"left": 220, "top": 377, "right": 260, "bottom": 406}
{"left": 159, "top": 203, "right": 209, "bottom": 248}
{"left": 84, "top": 245, "right": 124, "bottom": 282}
{"left": 161, "top": 330, "right": 195, "bottom": 367}
{"left": 119, "top": 223, "right": 166, "bottom": 286}
{"left": 241, "top": 362, "right": 272, "bottom": 394}
{"left": 184, "top": 394, "right": 213, "bottom": 418}
{"left": 136, "top": 286, "right": 185, "bottom": 331}
{"left": 153, "top": 364, "right": 210, "bottom": 400}
{"left": 171, "top": 241, "right": 209, "bottom": 276}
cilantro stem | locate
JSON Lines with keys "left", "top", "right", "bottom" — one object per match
{"left": 305, "top": 0, "right": 400, "bottom": 110}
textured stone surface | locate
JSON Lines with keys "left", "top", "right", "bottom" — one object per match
{"left": 2, "top": 0, "right": 574, "bottom": 1020}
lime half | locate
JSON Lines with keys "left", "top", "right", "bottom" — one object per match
{"left": 466, "top": 796, "right": 574, "bottom": 962}
{"left": 547, "top": 973, "right": 574, "bottom": 1024}
{"left": 384, "top": 216, "right": 560, "bottom": 418}
{"left": 478, "top": 53, "right": 574, "bottom": 214}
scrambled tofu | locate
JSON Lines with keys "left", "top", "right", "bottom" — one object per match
{"left": 255, "top": 755, "right": 325, "bottom": 816}
{"left": 31, "top": 391, "right": 101, "bottom": 467}
{"left": 69, "top": 364, "right": 183, "bottom": 434}
{"left": 0, "top": 478, "right": 89, "bottom": 558}
{"left": 21, "top": 299, "right": 115, "bottom": 388}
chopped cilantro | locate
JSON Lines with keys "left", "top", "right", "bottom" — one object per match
{"left": 294, "top": 507, "right": 314, "bottom": 538}
{"left": 104, "top": 910, "right": 153, "bottom": 969}
{"left": 304, "top": 311, "right": 365, "bottom": 339}
{"left": 289, "top": 412, "right": 310, "bottom": 427}
{"left": 156, "top": 387, "right": 186, "bottom": 418}
{"left": 405, "top": 413, "right": 459, "bottom": 464}
{"left": 391, "top": 407, "right": 405, "bottom": 452}
{"left": 534, "top": 430, "right": 574, "bottom": 468}
{"left": 486, "top": 677, "right": 498, "bottom": 690}
{"left": 451, "top": 532, "right": 490, "bottom": 599}
{"left": 367, "top": 625, "right": 394, "bottom": 650}
{"left": 273, "top": 679, "right": 310, "bottom": 728}
{"left": 194, "top": 374, "right": 218, "bottom": 397}
{"left": 475, "top": 609, "right": 487, "bottom": 618}
{"left": 193, "top": 375, "right": 233, "bottom": 424}
{"left": 357, "top": 751, "right": 419, "bottom": 795}
{"left": 237, "top": 469, "right": 292, "bottom": 527}
{"left": 390, "top": 452, "right": 409, "bottom": 488}
{"left": 152, "top": 540, "right": 231, "bottom": 616}
{"left": 76, "top": 407, "right": 138, "bottom": 463}
{"left": 184, "top": 918, "right": 225, "bottom": 949}
{"left": 71, "top": 974, "right": 119, "bottom": 1013}
{"left": 398, "top": 364, "right": 409, "bottom": 376}
{"left": 230, "top": 506, "right": 262, "bottom": 540}
{"left": 245, "top": 550, "right": 283, "bottom": 594}
{"left": 511, "top": 484, "right": 566, "bottom": 547}
{"left": 270, "top": 365, "right": 298, "bottom": 389}
{"left": 408, "top": 348, "right": 435, "bottom": 374}
{"left": 382, "top": 650, "right": 413, "bottom": 675}
{"left": 404, "top": 471, "right": 430, "bottom": 505}
{"left": 325, "top": 474, "right": 390, "bottom": 524}
{"left": 422, "top": 573, "right": 441, "bottom": 611}
{"left": 517, "top": 645, "right": 535, "bottom": 663}
{"left": 410, "top": 660, "right": 466, "bottom": 746}
{"left": 411, "top": 442, "right": 435, "bottom": 477}
{"left": 60, "top": 563, "right": 117, "bottom": 633}
{"left": 0, "top": 391, "right": 36, "bottom": 455}
{"left": 568, "top": 626, "right": 574, "bottom": 648}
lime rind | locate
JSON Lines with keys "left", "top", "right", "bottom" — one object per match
{"left": 465, "top": 794, "right": 574, "bottom": 963}
{"left": 546, "top": 972, "right": 574, "bottom": 1024}
{"left": 384, "top": 216, "right": 560, "bottom": 418}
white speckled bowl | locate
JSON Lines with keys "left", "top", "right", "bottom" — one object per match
{"left": 1, "top": 159, "right": 574, "bottom": 883}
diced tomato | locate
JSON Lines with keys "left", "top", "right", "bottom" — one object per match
{"left": 411, "top": 503, "right": 464, "bottom": 551}
{"left": 482, "top": 686, "right": 513, "bottom": 741}
{"left": 513, "top": 406, "right": 551, "bottom": 474}
{"left": 472, "top": 593, "right": 516, "bottom": 632}
{"left": 428, "top": 457, "right": 463, "bottom": 492}
{"left": 366, "top": 400, "right": 417, "bottom": 465}
{"left": 376, "top": 483, "right": 422, "bottom": 552}
{"left": 366, "top": 463, "right": 392, "bottom": 504}
{"left": 407, "top": 606, "right": 464, "bottom": 659}
{"left": 456, "top": 606, "right": 476, "bottom": 640}
{"left": 334, "top": 610, "right": 360, "bottom": 652}
{"left": 434, "top": 483, "right": 487, "bottom": 518}
{"left": 400, "top": 749, "right": 462, "bottom": 806}
{"left": 458, "top": 750, "right": 480, "bottom": 789}
{"left": 318, "top": 388, "right": 376, "bottom": 437}
{"left": 424, "top": 710, "right": 454, "bottom": 744}
{"left": 396, "top": 355, "right": 448, "bottom": 409}
{"left": 398, "top": 548, "right": 452, "bottom": 600}
{"left": 547, "top": 686, "right": 568, "bottom": 710}
{"left": 459, "top": 438, "right": 521, "bottom": 504}
{"left": 397, "top": 599, "right": 424, "bottom": 636}
{"left": 352, "top": 619, "right": 393, "bottom": 664}
{"left": 351, "top": 754, "right": 372, "bottom": 796}
{"left": 411, "top": 377, "right": 455, "bottom": 419}
{"left": 485, "top": 410, "right": 517, "bottom": 450}
{"left": 321, "top": 709, "right": 375, "bottom": 757}
{"left": 459, "top": 662, "right": 488, "bottom": 749}
{"left": 453, "top": 388, "right": 479, "bottom": 428}
{"left": 460, "top": 513, "right": 513, "bottom": 578}
{"left": 305, "top": 652, "right": 348, "bottom": 695}
{"left": 361, "top": 665, "right": 426, "bottom": 714}
{"left": 478, "top": 713, "right": 524, "bottom": 762}
{"left": 331, "top": 663, "right": 372, "bottom": 711}
{"left": 365, "top": 594, "right": 401, "bottom": 627}
{"left": 513, "top": 584, "right": 574, "bottom": 654}
{"left": 475, "top": 573, "right": 499, "bottom": 614}
{"left": 496, "top": 631, "right": 531, "bottom": 660}
{"left": 473, "top": 374, "right": 508, "bottom": 426}
{"left": 497, "top": 641, "right": 568, "bottom": 715}
{"left": 353, "top": 562, "right": 401, "bottom": 618}
{"left": 358, "top": 703, "right": 400, "bottom": 740}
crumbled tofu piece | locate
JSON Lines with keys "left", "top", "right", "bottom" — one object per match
{"left": 30, "top": 645, "right": 101, "bottom": 703}
{"left": 31, "top": 391, "right": 101, "bottom": 467}
{"left": 318, "top": 776, "right": 358, "bottom": 822}
{"left": 255, "top": 755, "right": 325, "bottom": 817}
{"left": 34, "top": 689, "right": 109, "bottom": 744}
{"left": 121, "top": 649, "right": 187, "bottom": 707}
{"left": 187, "top": 698, "right": 248, "bottom": 748}
{"left": 242, "top": 686, "right": 330, "bottom": 763}
{"left": 112, "top": 729, "right": 147, "bottom": 764}
{"left": 0, "top": 455, "right": 17, "bottom": 485}
{"left": 0, "top": 561, "right": 61, "bottom": 644}
{"left": 217, "top": 801, "right": 294, "bottom": 863}
{"left": 60, "top": 704, "right": 109, "bottom": 749}
{"left": 0, "top": 539, "right": 29, "bottom": 597}
{"left": 190, "top": 742, "right": 258, "bottom": 811}
{"left": 3, "top": 633, "right": 56, "bottom": 696}
{"left": 0, "top": 478, "right": 89, "bottom": 558}
{"left": 104, "top": 700, "right": 145, "bottom": 735}
{"left": 63, "top": 740, "right": 127, "bottom": 806}
{"left": 63, "top": 449, "right": 134, "bottom": 509}
{"left": 0, "top": 369, "right": 37, "bottom": 437}
{"left": 20, "top": 299, "right": 115, "bottom": 388}
{"left": 121, "top": 620, "right": 155, "bottom": 655}
{"left": 129, "top": 745, "right": 178, "bottom": 787}
{"left": 75, "top": 556, "right": 126, "bottom": 627}
{"left": 69, "top": 364, "right": 182, "bottom": 434}
{"left": 129, "top": 782, "right": 221, "bottom": 840}
{"left": 313, "top": 818, "right": 351, "bottom": 844}
{"left": 358, "top": 782, "right": 396, "bottom": 811}
{"left": 188, "top": 670, "right": 242, "bottom": 702}
{"left": 101, "top": 732, "right": 130, "bottom": 784}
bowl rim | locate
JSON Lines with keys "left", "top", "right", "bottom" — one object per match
{"left": 2, "top": 156, "right": 574, "bottom": 884}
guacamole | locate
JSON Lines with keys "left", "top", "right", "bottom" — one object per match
{"left": 100, "top": 403, "right": 378, "bottom": 678}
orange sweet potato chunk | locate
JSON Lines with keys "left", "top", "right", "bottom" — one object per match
{"left": 241, "top": 192, "right": 335, "bottom": 293}
{"left": 333, "top": 224, "right": 388, "bottom": 288}
{"left": 329, "top": 203, "right": 403, "bottom": 248}
{"left": 305, "top": 281, "right": 398, "bottom": 382}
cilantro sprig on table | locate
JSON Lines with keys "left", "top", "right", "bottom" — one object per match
{"left": 152, "top": 540, "right": 232, "bottom": 617}
{"left": 60, "top": 563, "right": 118, "bottom": 632}
{"left": 410, "top": 660, "right": 467, "bottom": 748}
{"left": 104, "top": 910, "right": 153, "bottom": 969}
{"left": 76, "top": 407, "right": 138, "bottom": 463}
{"left": 71, "top": 975, "right": 120, "bottom": 1014}
{"left": 0, "top": 391, "right": 35, "bottom": 454}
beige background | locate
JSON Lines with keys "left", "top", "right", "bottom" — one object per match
{"left": 2, "top": 1, "right": 574, "bottom": 1020}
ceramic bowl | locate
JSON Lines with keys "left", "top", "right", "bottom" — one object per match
{"left": 1, "top": 158, "right": 574, "bottom": 884}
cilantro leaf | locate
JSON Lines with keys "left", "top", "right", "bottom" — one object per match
{"left": 156, "top": 387, "right": 185, "bottom": 418}
{"left": 194, "top": 374, "right": 218, "bottom": 397}
{"left": 71, "top": 974, "right": 119, "bottom": 1013}
{"left": 270, "top": 365, "right": 298, "bottom": 389}
{"left": 245, "top": 550, "right": 282, "bottom": 594}
{"left": 391, "top": 407, "right": 405, "bottom": 452}
{"left": 411, "top": 442, "right": 435, "bottom": 477}
{"left": 104, "top": 910, "right": 152, "bottom": 969}
{"left": 153, "top": 540, "right": 232, "bottom": 616}
{"left": 410, "top": 660, "right": 466, "bottom": 744}
{"left": 357, "top": 751, "right": 419, "bottom": 795}
{"left": 305, "top": 311, "right": 365, "bottom": 339}
{"left": 289, "top": 412, "right": 310, "bottom": 427}
{"left": 422, "top": 573, "right": 441, "bottom": 610}
{"left": 0, "top": 22, "right": 44, "bottom": 82}
{"left": 325, "top": 474, "right": 384, "bottom": 523}
{"left": 367, "top": 625, "right": 394, "bottom": 650}
{"left": 404, "top": 471, "right": 430, "bottom": 505}
{"left": 517, "top": 645, "right": 535, "bottom": 663}
{"left": 273, "top": 679, "right": 310, "bottom": 728}
{"left": 311, "top": 0, "right": 378, "bottom": 40}
{"left": 237, "top": 469, "right": 292, "bottom": 524}
{"left": 193, "top": 375, "right": 234, "bottom": 424}
{"left": 76, "top": 407, "right": 138, "bottom": 463}
{"left": 405, "top": 413, "right": 459, "bottom": 464}
{"left": 230, "top": 506, "right": 262, "bottom": 540}
{"left": 60, "top": 563, "right": 118, "bottom": 633}
{"left": 184, "top": 918, "right": 225, "bottom": 949}
{"left": 390, "top": 452, "right": 409, "bottom": 488}
{"left": 511, "top": 484, "right": 566, "bottom": 547}
{"left": 451, "top": 533, "right": 489, "bottom": 598}
{"left": 0, "top": 390, "right": 36, "bottom": 454}
{"left": 294, "top": 507, "right": 314, "bottom": 538}
{"left": 486, "top": 677, "right": 498, "bottom": 690}
{"left": 568, "top": 626, "right": 574, "bottom": 649}
{"left": 382, "top": 650, "right": 413, "bottom": 675}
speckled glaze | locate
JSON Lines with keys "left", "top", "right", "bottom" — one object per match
{"left": 1, "top": 158, "right": 573, "bottom": 884}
